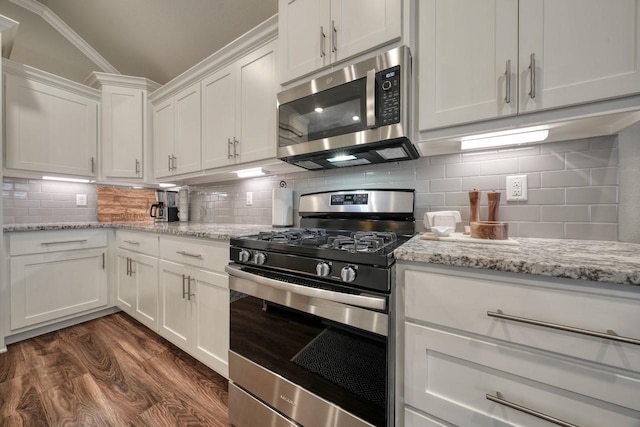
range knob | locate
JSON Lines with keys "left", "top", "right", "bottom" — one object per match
{"left": 340, "top": 266, "right": 357, "bottom": 283}
{"left": 316, "top": 262, "right": 331, "bottom": 277}
{"left": 253, "top": 252, "right": 267, "bottom": 265}
{"left": 238, "top": 249, "right": 251, "bottom": 262}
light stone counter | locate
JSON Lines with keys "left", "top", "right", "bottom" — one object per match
{"left": 395, "top": 235, "right": 640, "bottom": 286}
{"left": 2, "top": 222, "right": 282, "bottom": 241}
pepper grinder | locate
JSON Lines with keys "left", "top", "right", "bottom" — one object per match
{"left": 487, "top": 191, "right": 501, "bottom": 222}
{"left": 467, "top": 189, "right": 480, "bottom": 235}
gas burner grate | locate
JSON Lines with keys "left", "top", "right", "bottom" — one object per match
{"left": 323, "top": 231, "right": 398, "bottom": 253}
{"left": 257, "top": 228, "right": 328, "bottom": 245}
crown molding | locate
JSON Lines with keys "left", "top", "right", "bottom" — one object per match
{"left": 84, "top": 72, "right": 160, "bottom": 92}
{"left": 149, "top": 14, "right": 278, "bottom": 104}
{"left": 0, "top": 15, "right": 19, "bottom": 58}
{"left": 8, "top": 0, "right": 119, "bottom": 74}
{"left": 3, "top": 58, "right": 101, "bottom": 100}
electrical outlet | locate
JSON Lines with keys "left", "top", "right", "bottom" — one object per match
{"left": 506, "top": 175, "right": 528, "bottom": 201}
{"left": 246, "top": 191, "right": 253, "bottom": 206}
{"left": 76, "top": 194, "right": 87, "bottom": 207}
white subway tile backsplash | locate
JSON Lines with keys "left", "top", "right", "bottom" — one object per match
{"left": 479, "top": 158, "right": 519, "bottom": 175}
{"left": 462, "top": 176, "right": 500, "bottom": 191}
{"left": 430, "top": 153, "right": 461, "bottom": 165}
{"left": 566, "top": 187, "right": 617, "bottom": 204}
{"left": 540, "top": 169, "right": 590, "bottom": 188}
{"left": 446, "top": 162, "right": 481, "bottom": 177}
{"left": 565, "top": 223, "right": 618, "bottom": 241}
{"left": 416, "top": 164, "right": 445, "bottom": 180}
{"left": 590, "top": 205, "right": 618, "bottom": 223}
{"left": 526, "top": 188, "right": 565, "bottom": 205}
{"left": 541, "top": 205, "right": 589, "bottom": 222}
{"left": 519, "top": 153, "right": 565, "bottom": 172}
{"left": 591, "top": 167, "right": 619, "bottom": 185}
{"left": 565, "top": 149, "right": 618, "bottom": 169}
{"left": 415, "top": 193, "right": 445, "bottom": 208}
{"left": 498, "top": 206, "right": 541, "bottom": 221}
{"left": 431, "top": 178, "right": 462, "bottom": 193}
{"left": 518, "top": 222, "right": 565, "bottom": 239}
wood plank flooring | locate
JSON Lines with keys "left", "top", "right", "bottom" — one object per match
{"left": 0, "top": 313, "right": 229, "bottom": 426}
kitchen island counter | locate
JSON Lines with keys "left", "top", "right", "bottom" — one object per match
{"left": 2, "top": 222, "right": 281, "bottom": 241}
{"left": 395, "top": 235, "right": 640, "bottom": 286}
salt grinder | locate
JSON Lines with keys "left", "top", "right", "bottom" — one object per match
{"left": 487, "top": 191, "right": 501, "bottom": 222}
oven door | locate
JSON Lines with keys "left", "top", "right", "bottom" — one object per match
{"left": 226, "top": 264, "right": 390, "bottom": 427}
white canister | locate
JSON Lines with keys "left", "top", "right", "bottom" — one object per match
{"left": 272, "top": 188, "right": 293, "bottom": 227}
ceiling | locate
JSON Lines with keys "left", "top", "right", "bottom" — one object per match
{"left": 35, "top": 0, "right": 278, "bottom": 84}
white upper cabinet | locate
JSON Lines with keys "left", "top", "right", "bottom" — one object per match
{"left": 4, "top": 62, "right": 99, "bottom": 177}
{"left": 201, "top": 40, "right": 277, "bottom": 169}
{"left": 279, "top": 0, "right": 401, "bottom": 84}
{"left": 419, "top": 0, "right": 518, "bottom": 130}
{"left": 419, "top": 0, "right": 640, "bottom": 131}
{"left": 518, "top": 0, "right": 640, "bottom": 113}
{"left": 153, "top": 82, "right": 202, "bottom": 178}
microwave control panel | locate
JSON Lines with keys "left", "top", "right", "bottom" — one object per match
{"left": 376, "top": 66, "right": 401, "bottom": 126}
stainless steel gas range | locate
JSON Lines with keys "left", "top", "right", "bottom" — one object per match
{"left": 225, "top": 189, "right": 415, "bottom": 427}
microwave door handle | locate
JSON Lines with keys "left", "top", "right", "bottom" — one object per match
{"left": 366, "top": 69, "right": 376, "bottom": 128}
{"left": 225, "top": 264, "right": 386, "bottom": 311}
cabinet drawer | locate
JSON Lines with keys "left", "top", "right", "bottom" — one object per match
{"left": 405, "top": 322, "right": 640, "bottom": 426}
{"left": 405, "top": 269, "right": 640, "bottom": 372}
{"left": 9, "top": 229, "right": 107, "bottom": 255}
{"left": 405, "top": 407, "right": 451, "bottom": 427}
{"left": 116, "top": 230, "right": 159, "bottom": 256}
{"left": 159, "top": 236, "right": 227, "bottom": 272}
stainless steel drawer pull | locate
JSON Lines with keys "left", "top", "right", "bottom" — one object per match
{"left": 487, "top": 392, "right": 578, "bottom": 427}
{"left": 41, "top": 239, "right": 88, "bottom": 245}
{"left": 177, "top": 250, "right": 203, "bottom": 259}
{"left": 504, "top": 59, "right": 511, "bottom": 104}
{"left": 123, "top": 240, "right": 140, "bottom": 245}
{"left": 528, "top": 53, "right": 536, "bottom": 99}
{"left": 488, "top": 309, "right": 640, "bottom": 346}
{"left": 102, "top": 253, "right": 105, "bottom": 270}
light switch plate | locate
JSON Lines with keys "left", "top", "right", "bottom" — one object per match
{"left": 506, "top": 175, "right": 528, "bottom": 201}
{"left": 76, "top": 193, "right": 88, "bottom": 207}
{"left": 246, "top": 191, "right": 253, "bottom": 206}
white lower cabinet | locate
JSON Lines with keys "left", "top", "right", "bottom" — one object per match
{"left": 158, "top": 236, "right": 229, "bottom": 378}
{"left": 400, "top": 264, "right": 640, "bottom": 426}
{"left": 8, "top": 230, "right": 109, "bottom": 331}
{"left": 115, "top": 248, "right": 159, "bottom": 330}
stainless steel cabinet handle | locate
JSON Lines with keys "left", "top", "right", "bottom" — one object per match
{"left": 528, "top": 53, "right": 536, "bottom": 99}
{"left": 102, "top": 253, "right": 105, "bottom": 270}
{"left": 126, "top": 257, "right": 131, "bottom": 276}
{"left": 365, "top": 69, "right": 376, "bottom": 128}
{"left": 176, "top": 250, "right": 203, "bottom": 259}
{"left": 91, "top": 157, "right": 95, "bottom": 173}
{"left": 135, "top": 159, "right": 140, "bottom": 175}
{"left": 123, "top": 240, "right": 140, "bottom": 245}
{"left": 233, "top": 137, "right": 239, "bottom": 157}
{"left": 182, "top": 274, "right": 187, "bottom": 299}
{"left": 168, "top": 154, "right": 172, "bottom": 171}
{"left": 486, "top": 392, "right": 578, "bottom": 427}
{"left": 228, "top": 138, "right": 233, "bottom": 159}
{"left": 504, "top": 59, "right": 511, "bottom": 104}
{"left": 320, "top": 26, "right": 326, "bottom": 58}
{"left": 188, "top": 277, "right": 195, "bottom": 301}
{"left": 488, "top": 309, "right": 640, "bottom": 346}
{"left": 41, "top": 239, "right": 88, "bottom": 245}
{"left": 331, "top": 20, "right": 337, "bottom": 53}
{"left": 171, "top": 155, "right": 177, "bottom": 171}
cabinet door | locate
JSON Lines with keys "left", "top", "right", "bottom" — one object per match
{"left": 201, "top": 66, "right": 236, "bottom": 169}
{"left": 331, "top": 0, "right": 401, "bottom": 63}
{"left": 236, "top": 42, "right": 278, "bottom": 164}
{"left": 115, "top": 249, "right": 135, "bottom": 313}
{"left": 174, "top": 83, "right": 202, "bottom": 175}
{"left": 153, "top": 98, "right": 175, "bottom": 178}
{"left": 102, "top": 87, "right": 143, "bottom": 178}
{"left": 131, "top": 252, "right": 159, "bottom": 330}
{"left": 5, "top": 74, "right": 98, "bottom": 176}
{"left": 10, "top": 248, "right": 108, "bottom": 330}
{"left": 519, "top": 0, "right": 640, "bottom": 113}
{"left": 158, "top": 260, "right": 191, "bottom": 350}
{"left": 190, "top": 268, "right": 229, "bottom": 378}
{"left": 278, "top": 0, "right": 330, "bottom": 83}
{"left": 418, "top": 0, "right": 518, "bottom": 130}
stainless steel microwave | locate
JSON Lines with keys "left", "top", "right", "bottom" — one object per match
{"left": 277, "top": 46, "right": 418, "bottom": 170}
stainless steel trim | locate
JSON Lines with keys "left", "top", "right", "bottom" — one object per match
{"left": 123, "top": 240, "right": 140, "bottom": 245}
{"left": 226, "top": 264, "right": 385, "bottom": 311}
{"left": 529, "top": 53, "right": 536, "bottom": 99}
{"left": 182, "top": 274, "right": 187, "bottom": 299}
{"left": 233, "top": 137, "right": 239, "bottom": 157}
{"left": 227, "top": 138, "right": 233, "bottom": 159}
{"left": 135, "top": 159, "right": 140, "bottom": 175}
{"left": 488, "top": 310, "right": 640, "bottom": 346}
{"left": 320, "top": 26, "right": 326, "bottom": 58}
{"left": 227, "top": 266, "right": 387, "bottom": 336}
{"left": 366, "top": 69, "right": 376, "bottom": 128}
{"left": 331, "top": 20, "right": 337, "bottom": 53}
{"left": 91, "top": 156, "right": 95, "bottom": 173}
{"left": 102, "top": 253, "right": 105, "bottom": 270}
{"left": 505, "top": 59, "right": 511, "bottom": 104}
{"left": 298, "top": 189, "right": 414, "bottom": 215}
{"left": 230, "top": 352, "right": 376, "bottom": 427}
{"left": 176, "top": 250, "right": 203, "bottom": 259}
{"left": 487, "top": 392, "right": 578, "bottom": 427}
{"left": 229, "top": 383, "right": 298, "bottom": 427}
{"left": 188, "top": 277, "right": 195, "bottom": 301}
{"left": 126, "top": 257, "right": 131, "bottom": 276}
{"left": 41, "top": 239, "right": 88, "bottom": 245}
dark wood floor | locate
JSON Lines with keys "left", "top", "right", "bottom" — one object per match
{"left": 0, "top": 312, "right": 229, "bottom": 426}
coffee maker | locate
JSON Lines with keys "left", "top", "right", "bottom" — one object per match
{"left": 150, "top": 190, "right": 179, "bottom": 222}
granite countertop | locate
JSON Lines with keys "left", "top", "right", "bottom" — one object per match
{"left": 2, "top": 222, "right": 281, "bottom": 241}
{"left": 395, "top": 235, "right": 640, "bottom": 286}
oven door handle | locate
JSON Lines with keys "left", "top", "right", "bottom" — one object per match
{"left": 225, "top": 264, "right": 386, "bottom": 311}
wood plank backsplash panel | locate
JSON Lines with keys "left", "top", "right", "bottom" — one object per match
{"left": 97, "top": 187, "right": 157, "bottom": 222}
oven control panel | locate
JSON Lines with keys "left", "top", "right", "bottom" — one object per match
{"left": 330, "top": 193, "right": 368, "bottom": 205}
